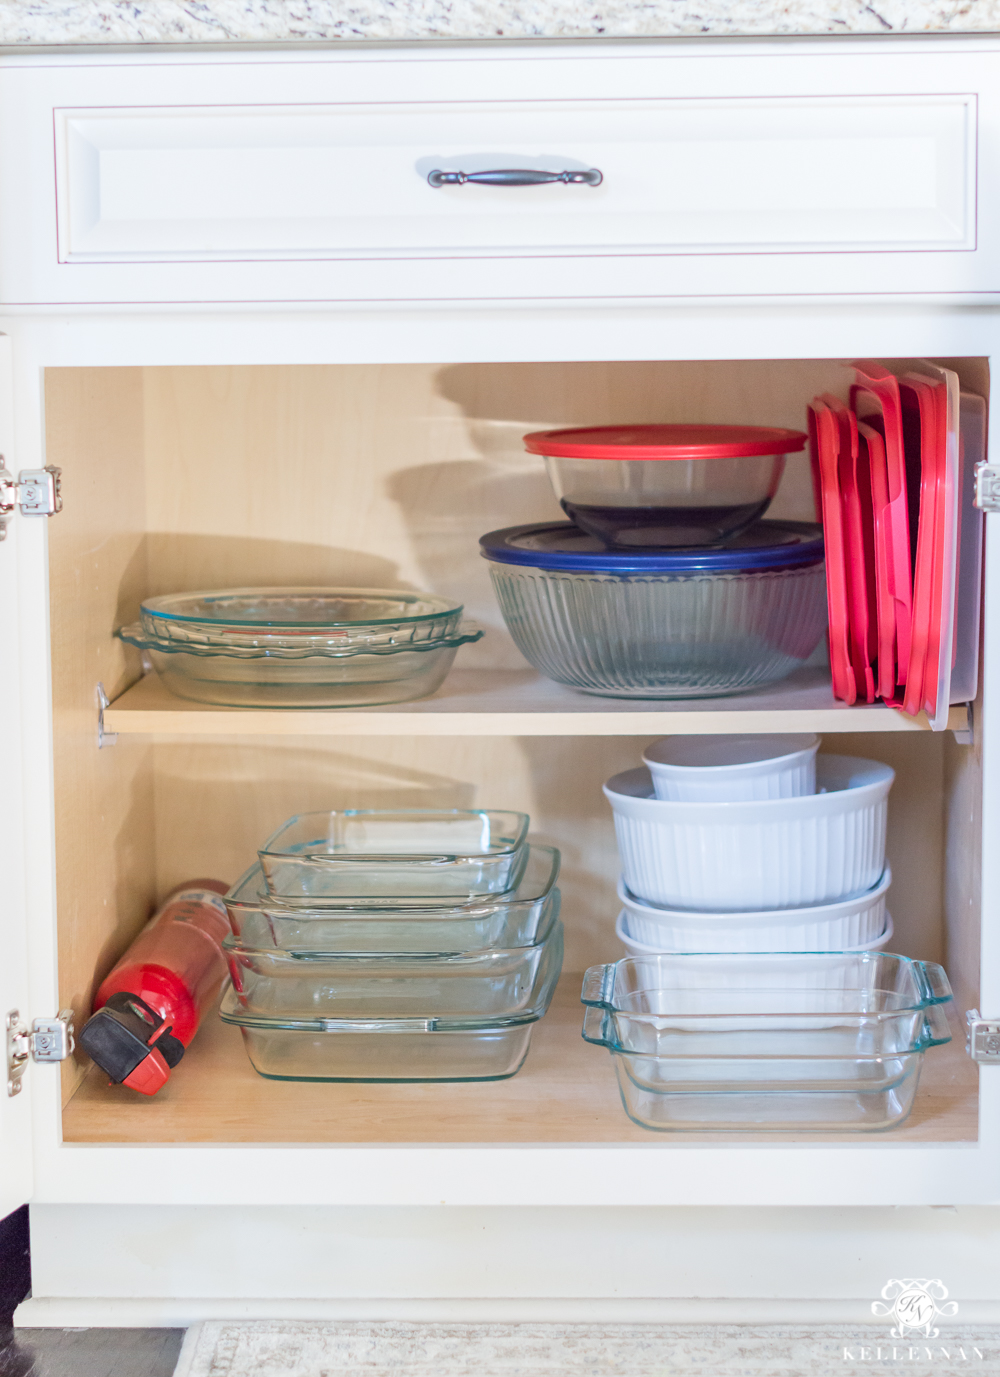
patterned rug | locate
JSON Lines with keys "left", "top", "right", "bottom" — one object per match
{"left": 173, "top": 1320, "right": 1000, "bottom": 1376}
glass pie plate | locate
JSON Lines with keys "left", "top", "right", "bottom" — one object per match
{"left": 138, "top": 588, "right": 466, "bottom": 647}
{"left": 113, "top": 633, "right": 483, "bottom": 709}
{"left": 224, "top": 844, "right": 560, "bottom": 954}
{"left": 224, "top": 917, "right": 563, "bottom": 1021}
{"left": 581, "top": 953, "right": 953, "bottom": 1132}
{"left": 220, "top": 987, "right": 548, "bottom": 1082}
{"left": 258, "top": 809, "right": 530, "bottom": 904}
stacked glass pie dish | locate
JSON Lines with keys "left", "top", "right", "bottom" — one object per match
{"left": 116, "top": 587, "right": 483, "bottom": 707}
{"left": 581, "top": 953, "right": 954, "bottom": 1132}
{"left": 220, "top": 810, "right": 563, "bottom": 1081}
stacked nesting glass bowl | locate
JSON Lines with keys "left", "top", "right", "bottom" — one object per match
{"left": 480, "top": 520, "right": 827, "bottom": 699}
{"left": 117, "top": 588, "right": 482, "bottom": 707}
{"left": 220, "top": 809, "right": 563, "bottom": 1081}
{"left": 480, "top": 423, "right": 823, "bottom": 700}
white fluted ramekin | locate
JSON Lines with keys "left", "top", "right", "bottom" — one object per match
{"left": 616, "top": 866, "right": 891, "bottom": 952}
{"left": 603, "top": 755, "right": 893, "bottom": 911}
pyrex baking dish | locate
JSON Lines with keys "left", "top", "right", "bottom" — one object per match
{"left": 224, "top": 844, "right": 560, "bottom": 954}
{"left": 224, "top": 917, "right": 563, "bottom": 1021}
{"left": 479, "top": 520, "right": 826, "bottom": 699}
{"left": 258, "top": 809, "right": 530, "bottom": 904}
{"left": 220, "top": 987, "right": 545, "bottom": 1082}
{"left": 581, "top": 953, "right": 953, "bottom": 1132}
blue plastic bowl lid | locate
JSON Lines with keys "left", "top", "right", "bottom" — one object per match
{"left": 479, "top": 520, "right": 824, "bottom": 574}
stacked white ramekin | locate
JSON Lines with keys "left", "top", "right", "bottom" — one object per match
{"left": 603, "top": 735, "right": 895, "bottom": 954}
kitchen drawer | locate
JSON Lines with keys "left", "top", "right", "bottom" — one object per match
{"left": 56, "top": 96, "right": 973, "bottom": 262}
{"left": 2, "top": 42, "right": 999, "bottom": 305}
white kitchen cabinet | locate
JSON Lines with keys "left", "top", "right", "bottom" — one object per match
{"left": 1, "top": 38, "right": 1000, "bottom": 1321}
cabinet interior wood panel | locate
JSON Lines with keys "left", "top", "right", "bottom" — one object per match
{"left": 41, "top": 358, "right": 972, "bottom": 1143}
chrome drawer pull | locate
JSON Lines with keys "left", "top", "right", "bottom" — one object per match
{"left": 427, "top": 167, "right": 603, "bottom": 188}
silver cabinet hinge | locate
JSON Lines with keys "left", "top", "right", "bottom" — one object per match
{"left": 966, "top": 1009, "right": 1000, "bottom": 1062}
{"left": 0, "top": 459, "right": 62, "bottom": 541}
{"left": 6, "top": 1008, "right": 75, "bottom": 1097}
{"left": 974, "top": 462, "right": 1000, "bottom": 513}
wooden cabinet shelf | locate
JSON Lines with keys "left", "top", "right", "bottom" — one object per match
{"left": 103, "top": 668, "right": 961, "bottom": 738}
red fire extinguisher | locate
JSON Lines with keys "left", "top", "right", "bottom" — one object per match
{"left": 78, "top": 880, "right": 230, "bottom": 1095}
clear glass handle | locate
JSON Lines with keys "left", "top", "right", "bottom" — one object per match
{"left": 916, "top": 961, "right": 954, "bottom": 1004}
{"left": 427, "top": 168, "right": 603, "bottom": 188}
{"left": 581, "top": 1004, "right": 611, "bottom": 1046}
{"left": 581, "top": 963, "right": 616, "bottom": 1007}
{"left": 919, "top": 1003, "right": 954, "bottom": 1048}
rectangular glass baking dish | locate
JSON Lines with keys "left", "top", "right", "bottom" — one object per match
{"left": 220, "top": 987, "right": 545, "bottom": 1082}
{"left": 258, "top": 809, "right": 530, "bottom": 904}
{"left": 225, "top": 918, "right": 562, "bottom": 1021}
{"left": 581, "top": 953, "right": 953, "bottom": 1132}
{"left": 224, "top": 844, "right": 559, "bottom": 955}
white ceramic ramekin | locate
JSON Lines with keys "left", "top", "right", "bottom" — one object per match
{"left": 642, "top": 732, "right": 819, "bottom": 802}
{"left": 616, "top": 866, "right": 891, "bottom": 952}
{"left": 616, "top": 908, "right": 894, "bottom": 959}
{"left": 603, "top": 755, "right": 893, "bottom": 911}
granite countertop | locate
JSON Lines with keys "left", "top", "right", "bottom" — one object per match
{"left": 0, "top": 0, "right": 997, "bottom": 47}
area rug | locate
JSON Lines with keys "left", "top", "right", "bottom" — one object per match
{"left": 173, "top": 1320, "right": 1000, "bottom": 1376}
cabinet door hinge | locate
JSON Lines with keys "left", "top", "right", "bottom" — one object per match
{"left": 0, "top": 459, "right": 62, "bottom": 541}
{"left": 973, "top": 462, "right": 1000, "bottom": 512}
{"left": 6, "top": 1009, "right": 75, "bottom": 1096}
{"left": 965, "top": 1009, "right": 1000, "bottom": 1062}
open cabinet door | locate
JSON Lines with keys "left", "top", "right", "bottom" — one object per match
{"left": 0, "top": 334, "right": 36, "bottom": 1216}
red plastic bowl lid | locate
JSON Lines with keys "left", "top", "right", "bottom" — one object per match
{"left": 522, "top": 424, "right": 808, "bottom": 460}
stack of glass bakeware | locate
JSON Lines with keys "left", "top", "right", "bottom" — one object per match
{"left": 116, "top": 588, "right": 483, "bottom": 707}
{"left": 581, "top": 953, "right": 954, "bottom": 1132}
{"left": 220, "top": 810, "right": 563, "bottom": 1081}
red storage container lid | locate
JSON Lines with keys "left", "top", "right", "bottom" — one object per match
{"left": 523, "top": 424, "right": 808, "bottom": 460}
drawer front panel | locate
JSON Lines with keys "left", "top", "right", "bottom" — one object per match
{"left": 56, "top": 96, "right": 974, "bottom": 262}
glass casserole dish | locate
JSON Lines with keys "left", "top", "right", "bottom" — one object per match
{"left": 479, "top": 520, "right": 826, "bottom": 699}
{"left": 225, "top": 918, "right": 563, "bottom": 1021}
{"left": 220, "top": 988, "right": 547, "bottom": 1082}
{"left": 259, "top": 809, "right": 530, "bottom": 904}
{"left": 581, "top": 953, "right": 953, "bottom": 1132}
{"left": 225, "top": 844, "right": 560, "bottom": 954}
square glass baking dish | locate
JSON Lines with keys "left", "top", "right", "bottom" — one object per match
{"left": 581, "top": 953, "right": 953, "bottom": 1132}
{"left": 258, "top": 809, "right": 530, "bottom": 903}
{"left": 225, "top": 918, "right": 563, "bottom": 1021}
{"left": 220, "top": 988, "right": 545, "bottom": 1082}
{"left": 224, "top": 844, "right": 560, "bottom": 954}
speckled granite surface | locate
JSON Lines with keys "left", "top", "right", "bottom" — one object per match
{"left": 0, "top": 0, "right": 998, "bottom": 44}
